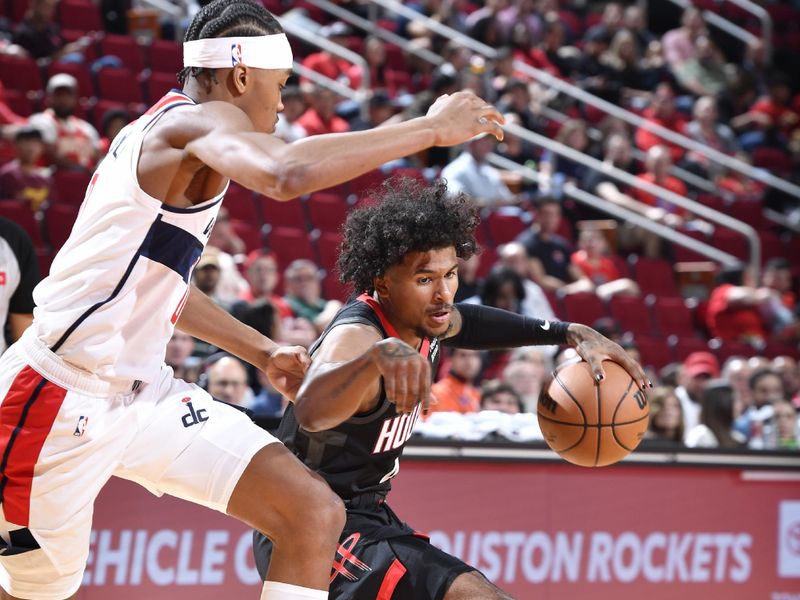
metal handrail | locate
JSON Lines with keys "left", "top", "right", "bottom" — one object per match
{"left": 487, "top": 152, "right": 742, "bottom": 267}
{"left": 281, "top": 10, "right": 371, "bottom": 95}
{"left": 501, "top": 121, "right": 761, "bottom": 278}
{"left": 305, "top": 0, "right": 444, "bottom": 67}
{"left": 369, "top": 0, "right": 800, "bottom": 201}
{"left": 723, "top": 0, "right": 774, "bottom": 62}
{"left": 663, "top": 0, "right": 762, "bottom": 57}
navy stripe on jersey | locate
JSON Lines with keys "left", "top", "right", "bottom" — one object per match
{"left": 141, "top": 218, "right": 203, "bottom": 282}
{"left": 50, "top": 215, "right": 200, "bottom": 352}
{"left": 160, "top": 196, "right": 224, "bottom": 214}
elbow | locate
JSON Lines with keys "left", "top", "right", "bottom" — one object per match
{"left": 260, "top": 161, "right": 309, "bottom": 201}
{"left": 293, "top": 395, "right": 327, "bottom": 432}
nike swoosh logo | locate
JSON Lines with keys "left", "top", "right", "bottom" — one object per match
{"left": 541, "top": 320, "right": 551, "bottom": 331}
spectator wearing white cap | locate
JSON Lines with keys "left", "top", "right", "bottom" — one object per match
{"left": 28, "top": 73, "right": 100, "bottom": 170}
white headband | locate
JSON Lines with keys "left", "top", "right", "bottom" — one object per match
{"left": 183, "top": 34, "right": 293, "bottom": 70}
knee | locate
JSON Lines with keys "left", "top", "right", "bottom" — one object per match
{"left": 279, "top": 479, "right": 345, "bottom": 544}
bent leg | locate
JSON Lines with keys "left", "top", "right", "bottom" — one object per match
{"left": 0, "top": 591, "right": 77, "bottom": 600}
{"left": 444, "top": 570, "right": 515, "bottom": 600}
{"left": 227, "top": 442, "right": 345, "bottom": 591}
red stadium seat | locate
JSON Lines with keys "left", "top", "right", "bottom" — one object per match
{"left": 561, "top": 292, "right": 606, "bottom": 326}
{"left": 53, "top": 170, "right": 91, "bottom": 206}
{"left": 230, "top": 219, "right": 263, "bottom": 253}
{"left": 630, "top": 257, "right": 679, "bottom": 297}
{"left": 672, "top": 229, "right": 710, "bottom": 263}
{"left": 99, "top": 34, "right": 146, "bottom": 73}
{"left": 4, "top": 90, "right": 35, "bottom": 118}
{"left": 316, "top": 232, "right": 342, "bottom": 273}
{"left": 714, "top": 339, "right": 757, "bottom": 362}
{"left": 36, "top": 248, "right": 54, "bottom": 278}
{"left": 223, "top": 183, "right": 260, "bottom": 225}
{"left": 10, "top": 0, "right": 29, "bottom": 22}
{"left": 0, "top": 201, "right": 44, "bottom": 248}
{"left": 634, "top": 335, "right": 674, "bottom": 370}
{"left": 476, "top": 246, "right": 498, "bottom": 278}
{"left": 388, "top": 166, "right": 427, "bottom": 185}
{"left": 97, "top": 68, "right": 143, "bottom": 104}
{"left": 148, "top": 40, "right": 183, "bottom": 75}
{"left": 608, "top": 295, "right": 652, "bottom": 336}
{"left": 44, "top": 204, "right": 79, "bottom": 249}
{"left": 0, "top": 55, "right": 42, "bottom": 92}
{"left": 485, "top": 212, "right": 527, "bottom": 245}
{"left": 671, "top": 336, "right": 710, "bottom": 362}
{"left": 728, "top": 200, "right": 764, "bottom": 230}
{"left": 307, "top": 192, "right": 348, "bottom": 233}
{"left": 652, "top": 296, "right": 696, "bottom": 337}
{"left": 759, "top": 232, "right": 785, "bottom": 263}
{"left": 59, "top": 0, "right": 103, "bottom": 31}
{"left": 91, "top": 99, "right": 127, "bottom": 132}
{"left": 347, "top": 169, "right": 385, "bottom": 197}
{"left": 266, "top": 226, "right": 316, "bottom": 270}
{"left": 322, "top": 274, "right": 350, "bottom": 303}
{"left": 144, "top": 72, "right": 179, "bottom": 104}
{"left": 711, "top": 229, "right": 748, "bottom": 262}
{"left": 543, "top": 289, "right": 563, "bottom": 319}
{"left": 257, "top": 195, "right": 308, "bottom": 230}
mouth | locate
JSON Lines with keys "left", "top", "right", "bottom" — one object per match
{"left": 427, "top": 307, "right": 451, "bottom": 325}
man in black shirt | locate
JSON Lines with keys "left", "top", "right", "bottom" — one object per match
{"left": 254, "top": 181, "right": 649, "bottom": 599}
{"left": 0, "top": 218, "right": 40, "bottom": 355}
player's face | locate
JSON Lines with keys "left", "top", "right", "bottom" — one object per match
{"left": 239, "top": 68, "right": 291, "bottom": 134}
{"left": 379, "top": 247, "right": 459, "bottom": 340}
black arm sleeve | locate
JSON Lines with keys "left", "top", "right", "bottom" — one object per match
{"left": 443, "top": 303, "right": 571, "bottom": 349}
{"left": 1, "top": 218, "right": 40, "bottom": 314}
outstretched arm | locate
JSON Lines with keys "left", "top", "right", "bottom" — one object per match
{"left": 443, "top": 303, "right": 650, "bottom": 389}
{"left": 176, "top": 286, "right": 309, "bottom": 398}
{"left": 294, "top": 324, "right": 431, "bottom": 432}
{"left": 185, "top": 91, "right": 504, "bottom": 200}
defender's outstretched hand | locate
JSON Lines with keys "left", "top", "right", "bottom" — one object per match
{"left": 426, "top": 90, "right": 505, "bottom": 146}
{"left": 566, "top": 324, "right": 651, "bottom": 390}
{"left": 265, "top": 345, "right": 312, "bottom": 400}
{"left": 370, "top": 338, "right": 431, "bottom": 415}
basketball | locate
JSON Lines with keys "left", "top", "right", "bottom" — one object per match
{"left": 537, "top": 360, "right": 650, "bottom": 467}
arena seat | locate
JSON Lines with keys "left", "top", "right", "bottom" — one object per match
{"left": 266, "top": 226, "right": 316, "bottom": 269}
{"left": 223, "top": 183, "right": 260, "bottom": 225}
{"left": 44, "top": 204, "right": 79, "bottom": 248}
{"left": 608, "top": 295, "right": 652, "bottom": 337}
{"left": 0, "top": 201, "right": 44, "bottom": 248}
{"left": 630, "top": 257, "right": 679, "bottom": 297}
{"left": 652, "top": 296, "right": 696, "bottom": 338}
{"left": 562, "top": 292, "right": 606, "bottom": 326}
{"left": 257, "top": 195, "right": 309, "bottom": 230}
{"left": 307, "top": 192, "right": 348, "bottom": 233}
{"left": 53, "top": 170, "right": 91, "bottom": 206}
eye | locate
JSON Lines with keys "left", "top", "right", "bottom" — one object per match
{"left": 445, "top": 271, "right": 457, "bottom": 279}
{"left": 418, "top": 277, "right": 431, "bottom": 284}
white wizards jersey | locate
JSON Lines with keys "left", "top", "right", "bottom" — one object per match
{"left": 30, "top": 91, "right": 227, "bottom": 386}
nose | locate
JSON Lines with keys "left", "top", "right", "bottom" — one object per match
{"left": 433, "top": 277, "right": 455, "bottom": 303}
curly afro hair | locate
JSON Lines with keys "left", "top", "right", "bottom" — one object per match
{"left": 337, "top": 178, "right": 480, "bottom": 294}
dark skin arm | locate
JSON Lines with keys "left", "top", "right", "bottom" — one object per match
{"left": 293, "top": 323, "right": 431, "bottom": 432}
{"left": 442, "top": 307, "right": 651, "bottom": 389}
{"left": 175, "top": 286, "right": 309, "bottom": 399}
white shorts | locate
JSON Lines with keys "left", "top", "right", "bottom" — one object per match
{"left": 0, "top": 339, "right": 278, "bottom": 600}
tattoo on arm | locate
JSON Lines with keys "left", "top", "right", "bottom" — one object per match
{"left": 379, "top": 344, "right": 417, "bottom": 358}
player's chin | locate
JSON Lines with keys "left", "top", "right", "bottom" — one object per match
{"left": 422, "top": 316, "right": 450, "bottom": 337}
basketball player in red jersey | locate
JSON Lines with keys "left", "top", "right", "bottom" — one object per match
{"left": 0, "top": 0, "right": 505, "bottom": 598}
{"left": 254, "top": 180, "right": 650, "bottom": 599}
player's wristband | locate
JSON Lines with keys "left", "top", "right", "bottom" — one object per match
{"left": 443, "top": 303, "right": 571, "bottom": 349}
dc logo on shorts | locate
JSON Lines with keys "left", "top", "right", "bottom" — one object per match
{"left": 231, "top": 43, "right": 243, "bottom": 66}
{"left": 73, "top": 416, "right": 89, "bottom": 437}
{"left": 181, "top": 397, "right": 209, "bottom": 428}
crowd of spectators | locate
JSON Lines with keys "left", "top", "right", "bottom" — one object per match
{"left": 0, "top": 0, "right": 798, "bottom": 451}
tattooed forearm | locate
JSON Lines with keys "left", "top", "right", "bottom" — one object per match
{"left": 379, "top": 342, "right": 417, "bottom": 358}
{"left": 326, "top": 358, "right": 374, "bottom": 397}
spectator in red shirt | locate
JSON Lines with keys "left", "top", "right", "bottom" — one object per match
{"left": 300, "top": 21, "right": 354, "bottom": 85}
{"left": 0, "top": 124, "right": 53, "bottom": 210}
{"left": 570, "top": 228, "right": 640, "bottom": 301}
{"left": 526, "top": 13, "right": 571, "bottom": 79}
{"left": 297, "top": 85, "right": 350, "bottom": 137}
{"left": 732, "top": 71, "right": 799, "bottom": 151}
{"left": 634, "top": 82, "right": 687, "bottom": 163}
{"left": 706, "top": 266, "right": 798, "bottom": 345}
{"left": 429, "top": 348, "right": 483, "bottom": 415}
{"left": 634, "top": 144, "right": 687, "bottom": 218}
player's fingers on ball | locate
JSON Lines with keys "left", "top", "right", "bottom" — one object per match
{"left": 394, "top": 362, "right": 409, "bottom": 408}
{"left": 585, "top": 352, "right": 606, "bottom": 383}
{"left": 383, "top": 369, "right": 397, "bottom": 404}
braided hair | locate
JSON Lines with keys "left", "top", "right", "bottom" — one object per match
{"left": 177, "top": 0, "right": 284, "bottom": 85}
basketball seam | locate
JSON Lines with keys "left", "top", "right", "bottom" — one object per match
{"left": 611, "top": 377, "right": 637, "bottom": 453}
{"left": 552, "top": 371, "right": 587, "bottom": 453}
{"left": 593, "top": 376, "right": 601, "bottom": 467}
{"left": 536, "top": 412, "right": 649, "bottom": 428}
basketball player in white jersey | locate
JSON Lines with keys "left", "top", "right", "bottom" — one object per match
{"left": 0, "top": 1, "right": 505, "bottom": 598}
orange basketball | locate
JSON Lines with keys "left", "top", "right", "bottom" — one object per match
{"left": 537, "top": 360, "right": 649, "bottom": 467}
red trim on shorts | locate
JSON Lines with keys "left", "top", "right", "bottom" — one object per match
{"left": 0, "top": 366, "right": 67, "bottom": 525}
{"left": 376, "top": 558, "right": 407, "bottom": 600}
{"left": 356, "top": 294, "right": 431, "bottom": 357}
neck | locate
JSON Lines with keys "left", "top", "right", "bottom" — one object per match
{"left": 375, "top": 295, "right": 423, "bottom": 349}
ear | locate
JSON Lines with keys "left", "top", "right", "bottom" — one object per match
{"left": 373, "top": 275, "right": 389, "bottom": 299}
{"left": 231, "top": 64, "right": 249, "bottom": 95}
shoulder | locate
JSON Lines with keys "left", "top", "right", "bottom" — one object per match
{"left": 157, "top": 100, "right": 255, "bottom": 144}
